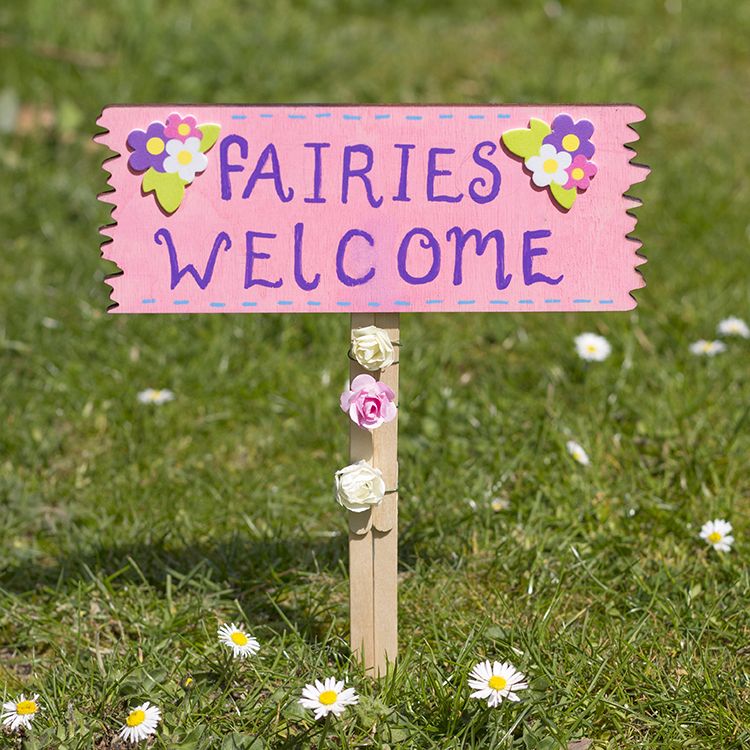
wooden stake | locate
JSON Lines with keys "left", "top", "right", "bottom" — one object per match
{"left": 348, "top": 312, "right": 399, "bottom": 676}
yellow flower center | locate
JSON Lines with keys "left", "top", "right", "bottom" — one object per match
{"left": 562, "top": 134, "right": 580, "bottom": 151}
{"left": 571, "top": 167, "right": 585, "bottom": 181}
{"left": 488, "top": 675, "right": 507, "bottom": 691}
{"left": 177, "top": 150, "right": 193, "bottom": 166}
{"left": 543, "top": 158, "right": 559, "bottom": 174}
{"left": 126, "top": 709, "right": 146, "bottom": 727}
{"left": 146, "top": 137, "right": 164, "bottom": 155}
{"left": 318, "top": 690, "right": 338, "bottom": 705}
{"left": 15, "top": 700, "right": 37, "bottom": 716}
{"left": 587, "top": 344, "right": 597, "bottom": 352}
{"left": 178, "top": 123, "right": 191, "bottom": 136}
{"left": 708, "top": 531, "right": 722, "bottom": 543}
{"left": 230, "top": 631, "right": 249, "bottom": 646}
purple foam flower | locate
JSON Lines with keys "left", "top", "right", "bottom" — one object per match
{"left": 564, "top": 154, "right": 597, "bottom": 190}
{"left": 543, "top": 114, "right": 595, "bottom": 159}
{"left": 126, "top": 121, "right": 168, "bottom": 172}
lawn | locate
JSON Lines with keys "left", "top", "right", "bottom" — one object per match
{"left": 1, "top": 1, "right": 749, "bottom": 748}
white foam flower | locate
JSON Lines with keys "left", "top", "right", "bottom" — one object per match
{"left": 137, "top": 388, "right": 175, "bottom": 405}
{"left": 350, "top": 325, "right": 395, "bottom": 371}
{"left": 525, "top": 144, "right": 572, "bottom": 187}
{"left": 1, "top": 694, "right": 41, "bottom": 732}
{"left": 717, "top": 317, "right": 749, "bottom": 339}
{"left": 118, "top": 702, "right": 161, "bottom": 745}
{"left": 217, "top": 623, "right": 260, "bottom": 659}
{"left": 689, "top": 339, "right": 726, "bottom": 357}
{"left": 163, "top": 137, "right": 208, "bottom": 183}
{"left": 699, "top": 519, "right": 734, "bottom": 552}
{"left": 299, "top": 677, "right": 358, "bottom": 720}
{"left": 566, "top": 440, "right": 590, "bottom": 466}
{"left": 575, "top": 332, "right": 611, "bottom": 362}
{"left": 468, "top": 660, "right": 528, "bottom": 707}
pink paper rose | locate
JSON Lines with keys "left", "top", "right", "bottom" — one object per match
{"left": 340, "top": 374, "right": 397, "bottom": 431}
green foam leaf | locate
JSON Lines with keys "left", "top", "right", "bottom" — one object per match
{"left": 501, "top": 118, "right": 551, "bottom": 159}
{"left": 142, "top": 168, "right": 186, "bottom": 214}
{"left": 550, "top": 182, "right": 577, "bottom": 210}
{"left": 198, "top": 124, "right": 220, "bottom": 153}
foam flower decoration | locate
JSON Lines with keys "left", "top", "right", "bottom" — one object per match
{"left": 502, "top": 114, "right": 597, "bottom": 210}
{"left": 700, "top": 519, "right": 734, "bottom": 552}
{"left": 217, "top": 623, "right": 260, "bottom": 659}
{"left": 543, "top": 114, "right": 596, "bottom": 159}
{"left": 299, "top": 678, "right": 359, "bottom": 720}
{"left": 118, "top": 702, "right": 161, "bottom": 745}
{"left": 164, "top": 113, "right": 201, "bottom": 142}
{"left": 689, "top": 340, "right": 726, "bottom": 357}
{"left": 340, "top": 374, "right": 397, "bottom": 431}
{"left": 575, "top": 332, "right": 611, "bottom": 362}
{"left": 335, "top": 460, "right": 385, "bottom": 512}
{"left": 468, "top": 660, "right": 528, "bottom": 707}
{"left": 126, "top": 113, "right": 220, "bottom": 213}
{"left": 717, "top": 317, "right": 749, "bottom": 338}
{"left": 566, "top": 440, "right": 590, "bottom": 466}
{"left": 564, "top": 154, "right": 598, "bottom": 190}
{"left": 2, "top": 694, "right": 41, "bottom": 733}
{"left": 351, "top": 325, "right": 395, "bottom": 371}
{"left": 163, "top": 137, "right": 208, "bottom": 183}
{"left": 525, "top": 144, "right": 571, "bottom": 188}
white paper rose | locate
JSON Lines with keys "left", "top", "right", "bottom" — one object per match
{"left": 335, "top": 460, "right": 386, "bottom": 512}
{"left": 351, "top": 326, "right": 395, "bottom": 371}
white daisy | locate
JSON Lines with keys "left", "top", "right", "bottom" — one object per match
{"left": 575, "top": 332, "right": 611, "bottom": 362}
{"left": 217, "top": 623, "right": 260, "bottom": 659}
{"left": 689, "top": 340, "right": 726, "bottom": 357}
{"left": 137, "top": 388, "right": 175, "bottom": 405}
{"left": 468, "top": 660, "right": 528, "bottom": 707}
{"left": 699, "top": 519, "right": 734, "bottom": 553}
{"left": 299, "top": 677, "right": 358, "bottom": 720}
{"left": 717, "top": 317, "right": 749, "bottom": 339}
{"left": 118, "top": 701, "right": 161, "bottom": 745}
{"left": 163, "top": 137, "right": 208, "bottom": 183}
{"left": 490, "top": 497, "right": 510, "bottom": 512}
{"left": 566, "top": 440, "right": 590, "bottom": 466}
{"left": 1, "top": 694, "right": 41, "bottom": 732}
{"left": 525, "top": 144, "right": 572, "bottom": 188}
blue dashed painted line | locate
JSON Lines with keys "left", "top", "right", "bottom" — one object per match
{"left": 439, "top": 114, "right": 453, "bottom": 119}
{"left": 374, "top": 114, "right": 391, "bottom": 120}
{"left": 405, "top": 115, "right": 423, "bottom": 121}
{"left": 315, "top": 112, "right": 332, "bottom": 118}
{"left": 519, "top": 300, "right": 534, "bottom": 304}
{"left": 174, "top": 300, "right": 189, "bottom": 305}
{"left": 343, "top": 114, "right": 361, "bottom": 120}
{"left": 241, "top": 302, "right": 257, "bottom": 307}
{"left": 573, "top": 299, "right": 592, "bottom": 304}
{"left": 394, "top": 300, "right": 411, "bottom": 306}
{"left": 288, "top": 114, "right": 306, "bottom": 119}
{"left": 336, "top": 301, "right": 351, "bottom": 307}
{"left": 599, "top": 299, "right": 614, "bottom": 304}
{"left": 307, "top": 300, "right": 321, "bottom": 306}
{"left": 142, "top": 298, "right": 156, "bottom": 304}
{"left": 490, "top": 300, "right": 509, "bottom": 305}
{"left": 458, "top": 299, "right": 476, "bottom": 305}
{"left": 426, "top": 299, "right": 444, "bottom": 304}
{"left": 209, "top": 302, "right": 226, "bottom": 308}
{"left": 277, "top": 300, "right": 293, "bottom": 306}
{"left": 545, "top": 299, "right": 561, "bottom": 304}
{"left": 259, "top": 113, "right": 273, "bottom": 118}
{"left": 231, "top": 114, "right": 247, "bottom": 120}
{"left": 367, "top": 302, "right": 381, "bottom": 307}
{"left": 468, "top": 114, "right": 485, "bottom": 120}
{"left": 497, "top": 113, "right": 511, "bottom": 119}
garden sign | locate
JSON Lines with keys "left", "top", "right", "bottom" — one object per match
{"left": 96, "top": 104, "right": 647, "bottom": 675}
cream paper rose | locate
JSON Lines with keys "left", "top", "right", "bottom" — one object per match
{"left": 334, "top": 460, "right": 386, "bottom": 513}
{"left": 350, "top": 326, "right": 395, "bottom": 371}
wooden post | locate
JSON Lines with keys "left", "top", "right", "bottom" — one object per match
{"left": 348, "top": 312, "right": 399, "bottom": 676}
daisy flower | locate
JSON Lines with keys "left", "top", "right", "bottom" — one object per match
{"left": 689, "top": 340, "right": 726, "bottom": 357}
{"left": 717, "top": 317, "right": 749, "bottom": 339}
{"left": 566, "top": 440, "right": 590, "bottom": 466}
{"left": 699, "top": 519, "right": 734, "bottom": 552}
{"left": 118, "top": 702, "right": 161, "bottom": 745}
{"left": 217, "top": 623, "right": 260, "bottom": 659}
{"left": 574, "top": 332, "right": 611, "bottom": 362}
{"left": 1, "top": 694, "right": 41, "bottom": 732}
{"left": 468, "top": 660, "right": 528, "bottom": 707}
{"left": 137, "top": 388, "right": 175, "bottom": 405}
{"left": 299, "top": 677, "right": 358, "bottom": 720}
{"left": 490, "top": 497, "right": 510, "bottom": 512}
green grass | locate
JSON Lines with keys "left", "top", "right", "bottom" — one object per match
{"left": 1, "top": 0, "right": 750, "bottom": 747}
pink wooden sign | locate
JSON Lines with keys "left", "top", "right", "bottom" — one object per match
{"left": 96, "top": 105, "right": 647, "bottom": 313}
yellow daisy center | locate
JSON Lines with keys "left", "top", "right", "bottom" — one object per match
{"left": 16, "top": 700, "right": 37, "bottom": 716}
{"left": 543, "top": 158, "right": 559, "bottom": 174}
{"left": 178, "top": 123, "right": 191, "bottom": 136}
{"left": 708, "top": 531, "right": 722, "bottom": 543}
{"left": 230, "top": 631, "right": 249, "bottom": 646}
{"left": 126, "top": 709, "right": 146, "bottom": 727}
{"left": 177, "top": 150, "right": 193, "bottom": 166}
{"left": 587, "top": 344, "right": 597, "bottom": 352}
{"left": 319, "top": 690, "right": 338, "bottom": 705}
{"left": 488, "top": 675, "right": 507, "bottom": 691}
{"left": 562, "top": 134, "right": 580, "bottom": 151}
{"left": 146, "top": 137, "right": 164, "bottom": 155}
{"left": 571, "top": 167, "right": 585, "bottom": 181}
